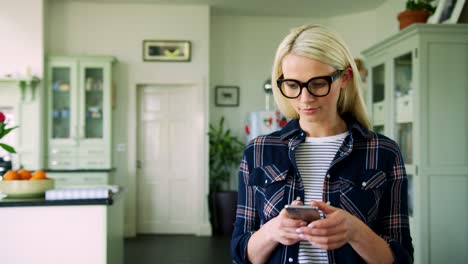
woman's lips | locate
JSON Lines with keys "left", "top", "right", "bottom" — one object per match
{"left": 301, "top": 107, "right": 319, "bottom": 114}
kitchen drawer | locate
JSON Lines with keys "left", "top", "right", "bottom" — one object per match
{"left": 48, "top": 173, "right": 85, "bottom": 188}
{"left": 47, "top": 172, "right": 111, "bottom": 188}
{"left": 396, "top": 95, "right": 413, "bottom": 123}
{"left": 48, "top": 157, "right": 77, "bottom": 170}
{"left": 78, "top": 157, "right": 111, "bottom": 169}
{"left": 78, "top": 147, "right": 107, "bottom": 156}
{"left": 49, "top": 146, "right": 77, "bottom": 157}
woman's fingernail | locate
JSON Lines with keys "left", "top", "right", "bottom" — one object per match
{"left": 296, "top": 228, "right": 301, "bottom": 233}
{"left": 308, "top": 223, "right": 315, "bottom": 228}
{"left": 299, "top": 233, "right": 304, "bottom": 239}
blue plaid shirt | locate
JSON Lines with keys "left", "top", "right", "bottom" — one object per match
{"left": 231, "top": 116, "right": 413, "bottom": 264}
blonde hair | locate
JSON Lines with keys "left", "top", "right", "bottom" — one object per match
{"left": 272, "top": 24, "right": 371, "bottom": 130}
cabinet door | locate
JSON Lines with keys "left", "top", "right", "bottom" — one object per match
{"left": 392, "top": 51, "right": 417, "bottom": 220}
{"left": 78, "top": 61, "right": 112, "bottom": 168}
{"left": 48, "top": 60, "right": 79, "bottom": 146}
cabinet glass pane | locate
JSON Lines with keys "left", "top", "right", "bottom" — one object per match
{"left": 371, "top": 64, "right": 385, "bottom": 130}
{"left": 395, "top": 53, "right": 412, "bottom": 97}
{"left": 397, "top": 123, "right": 413, "bottom": 164}
{"left": 51, "top": 67, "right": 71, "bottom": 139}
{"left": 408, "top": 174, "right": 413, "bottom": 217}
{"left": 372, "top": 64, "right": 385, "bottom": 103}
{"left": 84, "top": 67, "right": 104, "bottom": 139}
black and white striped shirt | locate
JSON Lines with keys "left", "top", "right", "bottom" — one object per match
{"left": 296, "top": 132, "right": 348, "bottom": 264}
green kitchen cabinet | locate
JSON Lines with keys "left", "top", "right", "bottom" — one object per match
{"left": 362, "top": 24, "right": 468, "bottom": 264}
{"left": 46, "top": 56, "right": 116, "bottom": 170}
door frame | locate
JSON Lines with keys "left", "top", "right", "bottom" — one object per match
{"left": 126, "top": 80, "right": 211, "bottom": 237}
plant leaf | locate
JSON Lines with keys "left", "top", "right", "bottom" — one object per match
{"left": 0, "top": 126, "right": 18, "bottom": 138}
{"left": 0, "top": 143, "right": 16, "bottom": 153}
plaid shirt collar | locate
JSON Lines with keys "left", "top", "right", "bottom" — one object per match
{"left": 278, "top": 113, "right": 372, "bottom": 141}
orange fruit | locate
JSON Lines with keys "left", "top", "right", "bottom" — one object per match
{"left": 3, "top": 170, "right": 20, "bottom": 180}
{"left": 17, "top": 169, "right": 32, "bottom": 180}
{"left": 30, "top": 170, "right": 47, "bottom": 180}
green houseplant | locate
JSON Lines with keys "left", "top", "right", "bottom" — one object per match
{"left": 398, "top": 0, "right": 436, "bottom": 30}
{"left": 208, "top": 116, "right": 244, "bottom": 236}
{"left": 208, "top": 116, "right": 244, "bottom": 192}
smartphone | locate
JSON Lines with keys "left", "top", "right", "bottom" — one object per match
{"left": 284, "top": 205, "right": 321, "bottom": 222}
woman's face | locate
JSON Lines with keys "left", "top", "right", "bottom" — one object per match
{"left": 281, "top": 53, "right": 348, "bottom": 127}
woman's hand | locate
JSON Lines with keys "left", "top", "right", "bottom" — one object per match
{"left": 295, "top": 201, "right": 360, "bottom": 250}
{"left": 263, "top": 200, "right": 308, "bottom": 246}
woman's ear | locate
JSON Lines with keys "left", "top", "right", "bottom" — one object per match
{"left": 340, "top": 67, "right": 353, "bottom": 89}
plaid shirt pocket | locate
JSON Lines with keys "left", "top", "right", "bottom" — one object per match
{"left": 248, "top": 164, "right": 289, "bottom": 222}
{"left": 339, "top": 170, "right": 387, "bottom": 223}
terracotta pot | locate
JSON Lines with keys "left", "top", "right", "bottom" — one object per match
{"left": 398, "top": 10, "right": 430, "bottom": 30}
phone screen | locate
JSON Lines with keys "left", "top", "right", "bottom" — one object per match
{"left": 284, "top": 205, "right": 321, "bottom": 222}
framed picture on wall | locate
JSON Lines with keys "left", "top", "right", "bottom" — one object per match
{"left": 428, "top": 0, "right": 466, "bottom": 24}
{"left": 143, "top": 40, "right": 191, "bottom": 62}
{"left": 215, "top": 86, "right": 239, "bottom": 107}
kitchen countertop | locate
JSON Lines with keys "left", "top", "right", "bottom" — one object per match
{"left": 0, "top": 197, "right": 114, "bottom": 207}
{"left": 0, "top": 189, "right": 122, "bottom": 207}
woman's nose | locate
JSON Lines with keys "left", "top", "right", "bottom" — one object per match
{"left": 298, "top": 87, "right": 316, "bottom": 102}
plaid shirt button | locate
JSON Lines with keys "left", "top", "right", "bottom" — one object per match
{"left": 362, "top": 181, "right": 367, "bottom": 187}
{"left": 288, "top": 257, "right": 294, "bottom": 262}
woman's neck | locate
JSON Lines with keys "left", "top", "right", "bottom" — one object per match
{"left": 299, "top": 117, "right": 347, "bottom": 138}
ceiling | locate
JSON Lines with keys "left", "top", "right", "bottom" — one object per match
{"left": 68, "top": 0, "right": 388, "bottom": 17}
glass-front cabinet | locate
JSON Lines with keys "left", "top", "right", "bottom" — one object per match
{"left": 363, "top": 24, "right": 468, "bottom": 264}
{"left": 47, "top": 56, "right": 115, "bottom": 170}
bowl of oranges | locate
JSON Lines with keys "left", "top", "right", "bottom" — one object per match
{"left": 0, "top": 169, "right": 54, "bottom": 198}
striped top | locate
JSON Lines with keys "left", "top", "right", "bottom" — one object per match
{"left": 296, "top": 132, "right": 348, "bottom": 264}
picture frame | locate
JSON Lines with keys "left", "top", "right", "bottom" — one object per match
{"left": 215, "top": 86, "right": 239, "bottom": 107}
{"left": 143, "top": 40, "right": 191, "bottom": 62}
{"left": 428, "top": 0, "right": 466, "bottom": 24}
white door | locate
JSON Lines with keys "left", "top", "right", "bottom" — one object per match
{"left": 137, "top": 84, "right": 202, "bottom": 234}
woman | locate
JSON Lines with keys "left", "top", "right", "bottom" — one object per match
{"left": 231, "top": 24, "right": 413, "bottom": 264}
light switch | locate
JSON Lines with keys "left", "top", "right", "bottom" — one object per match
{"left": 116, "top": 143, "right": 126, "bottom": 152}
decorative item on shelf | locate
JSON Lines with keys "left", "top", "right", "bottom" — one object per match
{"left": 18, "top": 76, "right": 41, "bottom": 101}
{"left": 0, "top": 112, "right": 18, "bottom": 154}
{"left": 398, "top": 0, "right": 436, "bottom": 30}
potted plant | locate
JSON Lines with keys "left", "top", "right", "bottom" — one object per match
{"left": 208, "top": 116, "right": 244, "bottom": 236}
{"left": 398, "top": 0, "right": 436, "bottom": 30}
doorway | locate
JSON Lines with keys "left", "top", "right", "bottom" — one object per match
{"left": 136, "top": 84, "right": 205, "bottom": 234}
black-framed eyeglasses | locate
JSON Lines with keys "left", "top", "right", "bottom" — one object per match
{"left": 276, "top": 70, "right": 343, "bottom": 99}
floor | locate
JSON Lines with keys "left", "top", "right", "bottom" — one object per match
{"left": 124, "top": 234, "right": 232, "bottom": 264}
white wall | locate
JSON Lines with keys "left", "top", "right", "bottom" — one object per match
{"left": 0, "top": 0, "right": 44, "bottom": 78}
{"left": 0, "top": 0, "right": 44, "bottom": 170}
{"left": 374, "top": 0, "right": 407, "bottom": 42}
{"left": 46, "top": 1, "right": 210, "bottom": 236}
